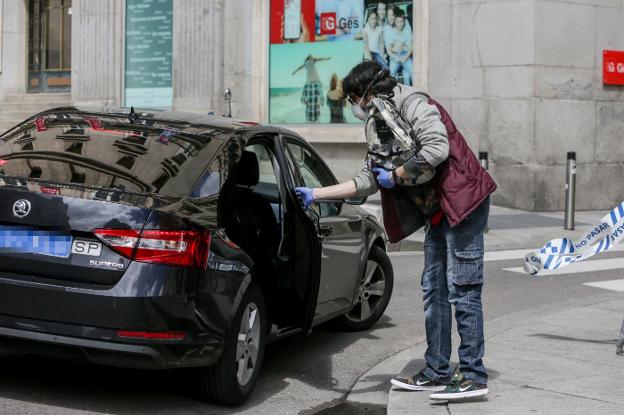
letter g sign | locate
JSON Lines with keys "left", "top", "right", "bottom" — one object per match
{"left": 320, "top": 12, "right": 336, "bottom": 35}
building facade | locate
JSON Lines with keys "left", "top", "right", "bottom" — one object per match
{"left": 0, "top": 0, "right": 623, "bottom": 211}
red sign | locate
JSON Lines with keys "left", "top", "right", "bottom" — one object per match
{"left": 603, "top": 50, "right": 624, "bottom": 85}
{"left": 320, "top": 12, "right": 337, "bottom": 35}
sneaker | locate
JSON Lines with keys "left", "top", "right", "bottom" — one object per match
{"left": 429, "top": 373, "right": 489, "bottom": 400}
{"left": 391, "top": 370, "right": 448, "bottom": 391}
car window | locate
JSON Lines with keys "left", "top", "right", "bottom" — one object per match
{"left": 284, "top": 139, "right": 339, "bottom": 218}
{"left": 0, "top": 112, "right": 229, "bottom": 198}
{"left": 189, "top": 157, "right": 221, "bottom": 199}
{"left": 284, "top": 140, "right": 335, "bottom": 188}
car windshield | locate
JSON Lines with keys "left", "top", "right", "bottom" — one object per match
{"left": 0, "top": 111, "right": 228, "bottom": 197}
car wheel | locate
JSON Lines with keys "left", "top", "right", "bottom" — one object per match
{"left": 335, "top": 245, "right": 393, "bottom": 332}
{"left": 197, "top": 283, "right": 267, "bottom": 405}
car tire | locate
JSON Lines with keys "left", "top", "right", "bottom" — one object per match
{"left": 197, "top": 283, "right": 267, "bottom": 405}
{"left": 334, "top": 245, "right": 394, "bottom": 332}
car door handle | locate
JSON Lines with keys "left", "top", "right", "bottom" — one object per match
{"left": 319, "top": 226, "right": 333, "bottom": 237}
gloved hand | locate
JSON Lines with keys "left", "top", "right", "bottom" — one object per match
{"left": 294, "top": 187, "right": 315, "bottom": 210}
{"left": 372, "top": 167, "right": 395, "bottom": 189}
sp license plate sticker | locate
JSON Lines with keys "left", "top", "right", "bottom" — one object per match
{"left": 71, "top": 240, "right": 102, "bottom": 257}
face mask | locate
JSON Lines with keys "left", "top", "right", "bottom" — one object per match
{"left": 351, "top": 104, "right": 368, "bottom": 120}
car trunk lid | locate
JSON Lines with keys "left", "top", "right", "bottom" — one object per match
{"left": 0, "top": 183, "right": 154, "bottom": 285}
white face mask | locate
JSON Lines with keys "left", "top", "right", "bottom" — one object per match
{"left": 351, "top": 104, "right": 368, "bottom": 120}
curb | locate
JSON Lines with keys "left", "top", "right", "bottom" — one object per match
{"left": 342, "top": 291, "right": 624, "bottom": 414}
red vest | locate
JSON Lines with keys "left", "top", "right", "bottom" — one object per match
{"left": 429, "top": 96, "right": 497, "bottom": 227}
{"left": 379, "top": 96, "right": 496, "bottom": 242}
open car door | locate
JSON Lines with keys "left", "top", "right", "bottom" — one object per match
{"left": 273, "top": 134, "right": 322, "bottom": 332}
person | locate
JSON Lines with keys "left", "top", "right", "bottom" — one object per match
{"left": 386, "top": 9, "right": 413, "bottom": 85}
{"left": 362, "top": 11, "right": 387, "bottom": 69}
{"left": 327, "top": 73, "right": 347, "bottom": 123}
{"left": 383, "top": 4, "right": 396, "bottom": 62}
{"left": 294, "top": 61, "right": 496, "bottom": 401}
{"left": 292, "top": 55, "right": 331, "bottom": 123}
{"left": 384, "top": 4, "right": 412, "bottom": 45}
{"left": 376, "top": 2, "right": 387, "bottom": 26}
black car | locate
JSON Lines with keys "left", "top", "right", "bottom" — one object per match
{"left": 0, "top": 108, "right": 393, "bottom": 405}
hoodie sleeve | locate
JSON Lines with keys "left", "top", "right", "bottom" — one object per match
{"left": 351, "top": 165, "right": 379, "bottom": 197}
{"left": 402, "top": 95, "right": 449, "bottom": 168}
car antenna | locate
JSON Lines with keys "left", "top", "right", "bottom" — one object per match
{"left": 128, "top": 107, "right": 139, "bottom": 124}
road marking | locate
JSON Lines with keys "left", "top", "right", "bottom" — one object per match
{"left": 389, "top": 251, "right": 424, "bottom": 257}
{"left": 583, "top": 279, "right": 624, "bottom": 292}
{"left": 485, "top": 249, "right": 533, "bottom": 262}
{"left": 503, "top": 257, "right": 624, "bottom": 276}
{"left": 390, "top": 249, "right": 533, "bottom": 261}
{"left": 390, "top": 245, "right": 624, "bottom": 262}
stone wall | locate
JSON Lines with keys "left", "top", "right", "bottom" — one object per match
{"left": 21, "top": 0, "right": 624, "bottom": 211}
{"left": 0, "top": 0, "right": 27, "bottom": 96}
{"left": 428, "top": 0, "right": 624, "bottom": 211}
{"left": 71, "top": 0, "right": 124, "bottom": 107}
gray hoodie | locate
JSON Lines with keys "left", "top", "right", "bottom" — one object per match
{"left": 352, "top": 84, "right": 450, "bottom": 197}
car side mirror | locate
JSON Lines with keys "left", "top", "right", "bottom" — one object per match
{"left": 345, "top": 196, "right": 367, "bottom": 205}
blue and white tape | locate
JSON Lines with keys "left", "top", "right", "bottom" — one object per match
{"left": 523, "top": 201, "right": 624, "bottom": 275}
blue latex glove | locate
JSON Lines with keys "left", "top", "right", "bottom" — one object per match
{"left": 372, "top": 167, "right": 396, "bottom": 189}
{"left": 294, "top": 187, "right": 315, "bottom": 210}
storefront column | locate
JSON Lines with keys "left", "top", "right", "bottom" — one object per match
{"left": 1, "top": 0, "right": 28, "bottom": 95}
{"left": 221, "top": 0, "right": 268, "bottom": 121}
{"left": 71, "top": 0, "right": 124, "bottom": 106}
{"left": 172, "top": 0, "right": 225, "bottom": 114}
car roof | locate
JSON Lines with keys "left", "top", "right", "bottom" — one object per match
{"left": 26, "top": 106, "right": 305, "bottom": 141}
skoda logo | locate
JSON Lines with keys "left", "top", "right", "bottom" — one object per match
{"left": 12, "top": 199, "right": 31, "bottom": 218}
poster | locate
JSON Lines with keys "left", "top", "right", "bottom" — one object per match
{"left": 269, "top": 0, "right": 414, "bottom": 124}
{"left": 125, "top": 0, "right": 173, "bottom": 109}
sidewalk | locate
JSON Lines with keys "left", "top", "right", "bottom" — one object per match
{"left": 349, "top": 201, "right": 624, "bottom": 414}
{"left": 386, "top": 295, "right": 624, "bottom": 415}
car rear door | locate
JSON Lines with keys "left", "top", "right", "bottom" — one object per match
{"left": 281, "top": 137, "right": 364, "bottom": 320}
{"left": 273, "top": 134, "right": 322, "bottom": 332}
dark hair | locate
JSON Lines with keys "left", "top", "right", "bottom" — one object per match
{"left": 394, "top": 8, "right": 405, "bottom": 19}
{"left": 342, "top": 60, "right": 397, "bottom": 99}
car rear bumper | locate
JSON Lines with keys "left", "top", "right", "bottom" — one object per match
{"left": 0, "top": 314, "right": 224, "bottom": 370}
{"left": 0, "top": 261, "right": 249, "bottom": 369}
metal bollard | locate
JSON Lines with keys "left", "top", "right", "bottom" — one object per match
{"left": 479, "top": 152, "right": 489, "bottom": 170}
{"left": 479, "top": 152, "right": 490, "bottom": 233}
{"left": 224, "top": 88, "right": 232, "bottom": 118}
{"left": 564, "top": 152, "right": 576, "bottom": 230}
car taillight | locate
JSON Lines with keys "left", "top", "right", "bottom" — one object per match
{"left": 93, "top": 229, "right": 211, "bottom": 269}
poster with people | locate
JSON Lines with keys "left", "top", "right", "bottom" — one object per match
{"left": 269, "top": 0, "right": 414, "bottom": 124}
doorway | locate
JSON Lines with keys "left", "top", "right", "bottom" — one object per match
{"left": 27, "top": 0, "right": 72, "bottom": 93}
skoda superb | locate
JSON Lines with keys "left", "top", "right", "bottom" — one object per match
{"left": 0, "top": 108, "right": 393, "bottom": 405}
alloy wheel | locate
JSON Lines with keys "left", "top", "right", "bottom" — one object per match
{"left": 236, "top": 302, "right": 261, "bottom": 386}
{"left": 345, "top": 259, "right": 387, "bottom": 323}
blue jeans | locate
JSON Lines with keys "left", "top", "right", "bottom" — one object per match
{"left": 370, "top": 52, "right": 388, "bottom": 69}
{"left": 421, "top": 198, "right": 489, "bottom": 384}
{"left": 389, "top": 53, "right": 413, "bottom": 85}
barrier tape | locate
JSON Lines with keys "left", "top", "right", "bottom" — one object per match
{"left": 523, "top": 201, "right": 624, "bottom": 275}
